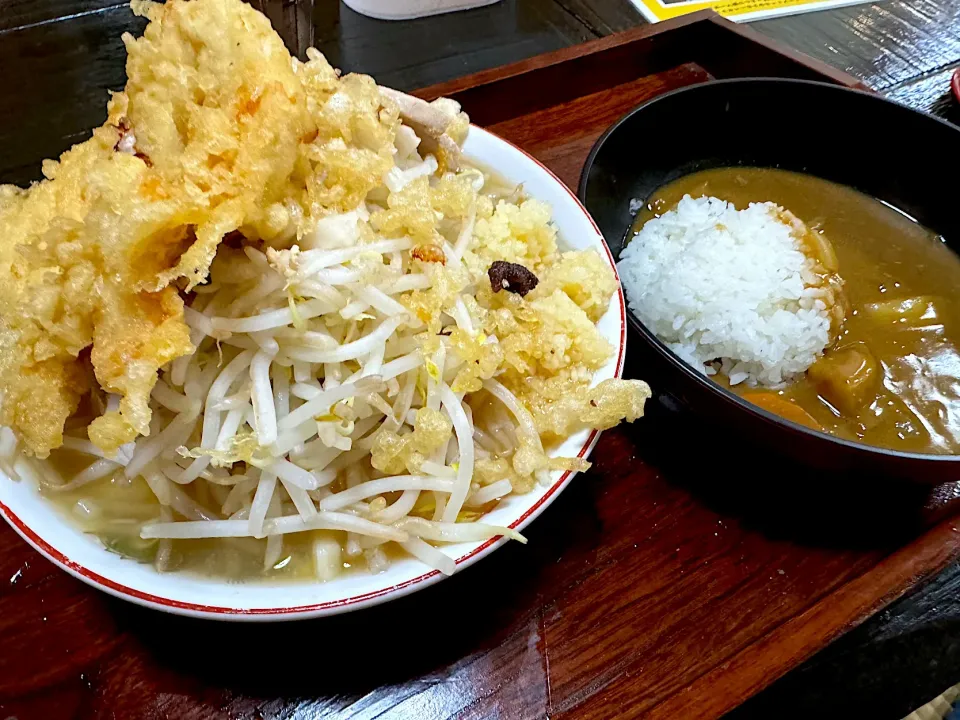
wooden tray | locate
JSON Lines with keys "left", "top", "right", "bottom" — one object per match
{"left": 3, "top": 11, "right": 959, "bottom": 720}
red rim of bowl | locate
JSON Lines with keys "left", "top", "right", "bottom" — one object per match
{"left": 0, "top": 126, "right": 628, "bottom": 619}
{"left": 952, "top": 68, "right": 960, "bottom": 105}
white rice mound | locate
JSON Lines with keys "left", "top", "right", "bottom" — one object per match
{"left": 618, "top": 195, "right": 832, "bottom": 387}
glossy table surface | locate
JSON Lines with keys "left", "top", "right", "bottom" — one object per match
{"left": 3, "top": 1, "right": 960, "bottom": 718}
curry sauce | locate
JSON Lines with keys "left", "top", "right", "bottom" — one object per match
{"left": 636, "top": 167, "right": 960, "bottom": 455}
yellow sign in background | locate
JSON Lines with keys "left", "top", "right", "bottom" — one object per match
{"left": 629, "top": 0, "right": 870, "bottom": 22}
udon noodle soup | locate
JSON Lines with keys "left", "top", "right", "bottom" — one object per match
{"left": 0, "top": 0, "right": 649, "bottom": 584}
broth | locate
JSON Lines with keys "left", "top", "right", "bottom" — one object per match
{"left": 43, "top": 392, "right": 504, "bottom": 581}
{"left": 44, "top": 463, "right": 329, "bottom": 581}
{"left": 633, "top": 167, "right": 960, "bottom": 454}
{"left": 42, "top": 464, "right": 396, "bottom": 581}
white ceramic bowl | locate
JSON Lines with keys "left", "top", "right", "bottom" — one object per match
{"left": 0, "top": 126, "right": 627, "bottom": 620}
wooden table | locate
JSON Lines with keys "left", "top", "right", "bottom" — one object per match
{"left": 3, "top": 1, "right": 960, "bottom": 718}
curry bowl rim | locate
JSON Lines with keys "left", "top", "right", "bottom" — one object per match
{"left": 578, "top": 77, "right": 960, "bottom": 467}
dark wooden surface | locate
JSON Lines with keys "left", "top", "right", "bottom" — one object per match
{"left": 3, "top": 2, "right": 960, "bottom": 719}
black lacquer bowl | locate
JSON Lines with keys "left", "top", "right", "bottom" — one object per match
{"left": 579, "top": 78, "right": 960, "bottom": 483}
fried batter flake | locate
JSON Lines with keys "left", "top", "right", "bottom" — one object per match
{"left": 0, "top": 0, "right": 466, "bottom": 456}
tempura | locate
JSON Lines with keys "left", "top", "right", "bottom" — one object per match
{"left": 0, "top": 0, "right": 650, "bottom": 579}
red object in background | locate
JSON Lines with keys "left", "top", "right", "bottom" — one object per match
{"left": 952, "top": 67, "right": 960, "bottom": 103}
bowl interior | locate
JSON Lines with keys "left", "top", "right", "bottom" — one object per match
{"left": 0, "top": 125, "right": 626, "bottom": 620}
{"left": 580, "top": 78, "right": 960, "bottom": 261}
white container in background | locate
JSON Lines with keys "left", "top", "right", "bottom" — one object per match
{"left": 343, "top": 0, "right": 501, "bottom": 20}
